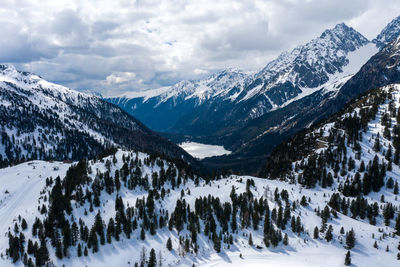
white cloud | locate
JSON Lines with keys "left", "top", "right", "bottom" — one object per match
{"left": 106, "top": 72, "right": 137, "bottom": 85}
{"left": 1, "top": 0, "right": 400, "bottom": 96}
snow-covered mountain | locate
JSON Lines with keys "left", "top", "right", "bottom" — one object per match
{"left": 120, "top": 68, "right": 252, "bottom": 105}
{"left": 373, "top": 16, "right": 400, "bottom": 49}
{"left": 107, "top": 23, "right": 377, "bottom": 137}
{"left": 238, "top": 23, "right": 371, "bottom": 108}
{"left": 212, "top": 30, "right": 400, "bottom": 174}
{"left": 3, "top": 80, "right": 400, "bottom": 266}
{"left": 106, "top": 68, "right": 252, "bottom": 133}
{"left": 0, "top": 65, "right": 199, "bottom": 168}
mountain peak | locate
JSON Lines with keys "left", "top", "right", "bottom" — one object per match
{"left": 320, "top": 23, "right": 368, "bottom": 44}
{"left": 256, "top": 22, "right": 369, "bottom": 89}
{"left": 325, "top": 22, "right": 349, "bottom": 33}
{"left": 0, "top": 64, "right": 19, "bottom": 76}
{"left": 374, "top": 15, "right": 400, "bottom": 49}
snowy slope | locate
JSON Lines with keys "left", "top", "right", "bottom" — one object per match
{"left": 280, "top": 42, "right": 378, "bottom": 108}
{"left": 1, "top": 146, "right": 400, "bottom": 266}
{"left": 0, "top": 65, "right": 198, "bottom": 168}
{"left": 0, "top": 161, "right": 72, "bottom": 253}
{"left": 374, "top": 16, "right": 400, "bottom": 49}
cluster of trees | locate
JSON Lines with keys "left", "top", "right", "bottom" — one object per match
{"left": 5, "top": 151, "right": 199, "bottom": 265}
{"left": 328, "top": 193, "right": 400, "bottom": 227}
{"left": 262, "top": 86, "right": 400, "bottom": 197}
{"left": 6, "top": 152, "right": 306, "bottom": 266}
{"left": 167, "top": 180, "right": 304, "bottom": 253}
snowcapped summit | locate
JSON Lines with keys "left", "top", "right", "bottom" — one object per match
{"left": 107, "top": 23, "right": 377, "bottom": 136}
{"left": 118, "top": 68, "right": 251, "bottom": 104}
{"left": 251, "top": 23, "right": 369, "bottom": 94}
{"left": 0, "top": 64, "right": 95, "bottom": 109}
{"left": 0, "top": 65, "right": 198, "bottom": 168}
{"left": 373, "top": 16, "right": 400, "bottom": 49}
{"left": 320, "top": 22, "right": 368, "bottom": 46}
{"left": 0, "top": 64, "right": 41, "bottom": 85}
{"left": 234, "top": 22, "right": 372, "bottom": 115}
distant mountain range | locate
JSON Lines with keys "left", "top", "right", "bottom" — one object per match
{"left": 107, "top": 23, "right": 372, "bottom": 135}
{"left": 107, "top": 16, "right": 400, "bottom": 174}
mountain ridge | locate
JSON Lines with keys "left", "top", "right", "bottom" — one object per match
{"left": 107, "top": 22, "right": 373, "bottom": 136}
{"left": 0, "top": 65, "right": 202, "bottom": 170}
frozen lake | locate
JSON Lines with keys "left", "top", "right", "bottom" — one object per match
{"left": 179, "top": 141, "right": 231, "bottom": 159}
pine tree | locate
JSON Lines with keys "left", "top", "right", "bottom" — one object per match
{"left": 27, "top": 239, "right": 34, "bottom": 255}
{"left": 346, "top": 229, "right": 356, "bottom": 249}
{"left": 248, "top": 233, "right": 253, "bottom": 246}
{"left": 325, "top": 226, "right": 333, "bottom": 242}
{"left": 374, "top": 136, "right": 381, "bottom": 152}
{"left": 21, "top": 219, "right": 28, "bottom": 230}
{"left": 27, "top": 258, "right": 34, "bottom": 267}
{"left": 89, "top": 228, "right": 99, "bottom": 253}
{"left": 23, "top": 253, "right": 27, "bottom": 266}
{"left": 396, "top": 214, "right": 400, "bottom": 236}
{"left": 84, "top": 246, "right": 88, "bottom": 256}
{"left": 344, "top": 251, "right": 351, "bottom": 266}
{"left": 77, "top": 243, "right": 82, "bottom": 257}
{"left": 359, "top": 161, "right": 365, "bottom": 172}
{"left": 395, "top": 182, "right": 399, "bottom": 195}
{"left": 300, "top": 196, "right": 308, "bottom": 206}
{"left": 62, "top": 222, "right": 72, "bottom": 256}
{"left": 313, "top": 226, "right": 319, "bottom": 239}
{"left": 166, "top": 237, "right": 172, "bottom": 251}
{"left": 148, "top": 248, "right": 157, "bottom": 267}
{"left": 295, "top": 216, "right": 302, "bottom": 234}
{"left": 212, "top": 232, "right": 221, "bottom": 253}
{"left": 263, "top": 207, "right": 270, "bottom": 235}
{"left": 283, "top": 233, "right": 289, "bottom": 245}
{"left": 107, "top": 218, "right": 115, "bottom": 243}
{"left": 36, "top": 239, "right": 49, "bottom": 266}
{"left": 140, "top": 227, "right": 146, "bottom": 240}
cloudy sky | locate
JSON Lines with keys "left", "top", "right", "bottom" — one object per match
{"left": 2, "top": 0, "right": 400, "bottom": 96}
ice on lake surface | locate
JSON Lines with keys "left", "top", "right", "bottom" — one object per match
{"left": 179, "top": 142, "right": 231, "bottom": 159}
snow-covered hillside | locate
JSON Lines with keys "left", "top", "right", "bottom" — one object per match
{"left": 0, "top": 161, "right": 72, "bottom": 253}
{"left": 0, "top": 65, "right": 197, "bottom": 168}
{"left": 2, "top": 143, "right": 400, "bottom": 266}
